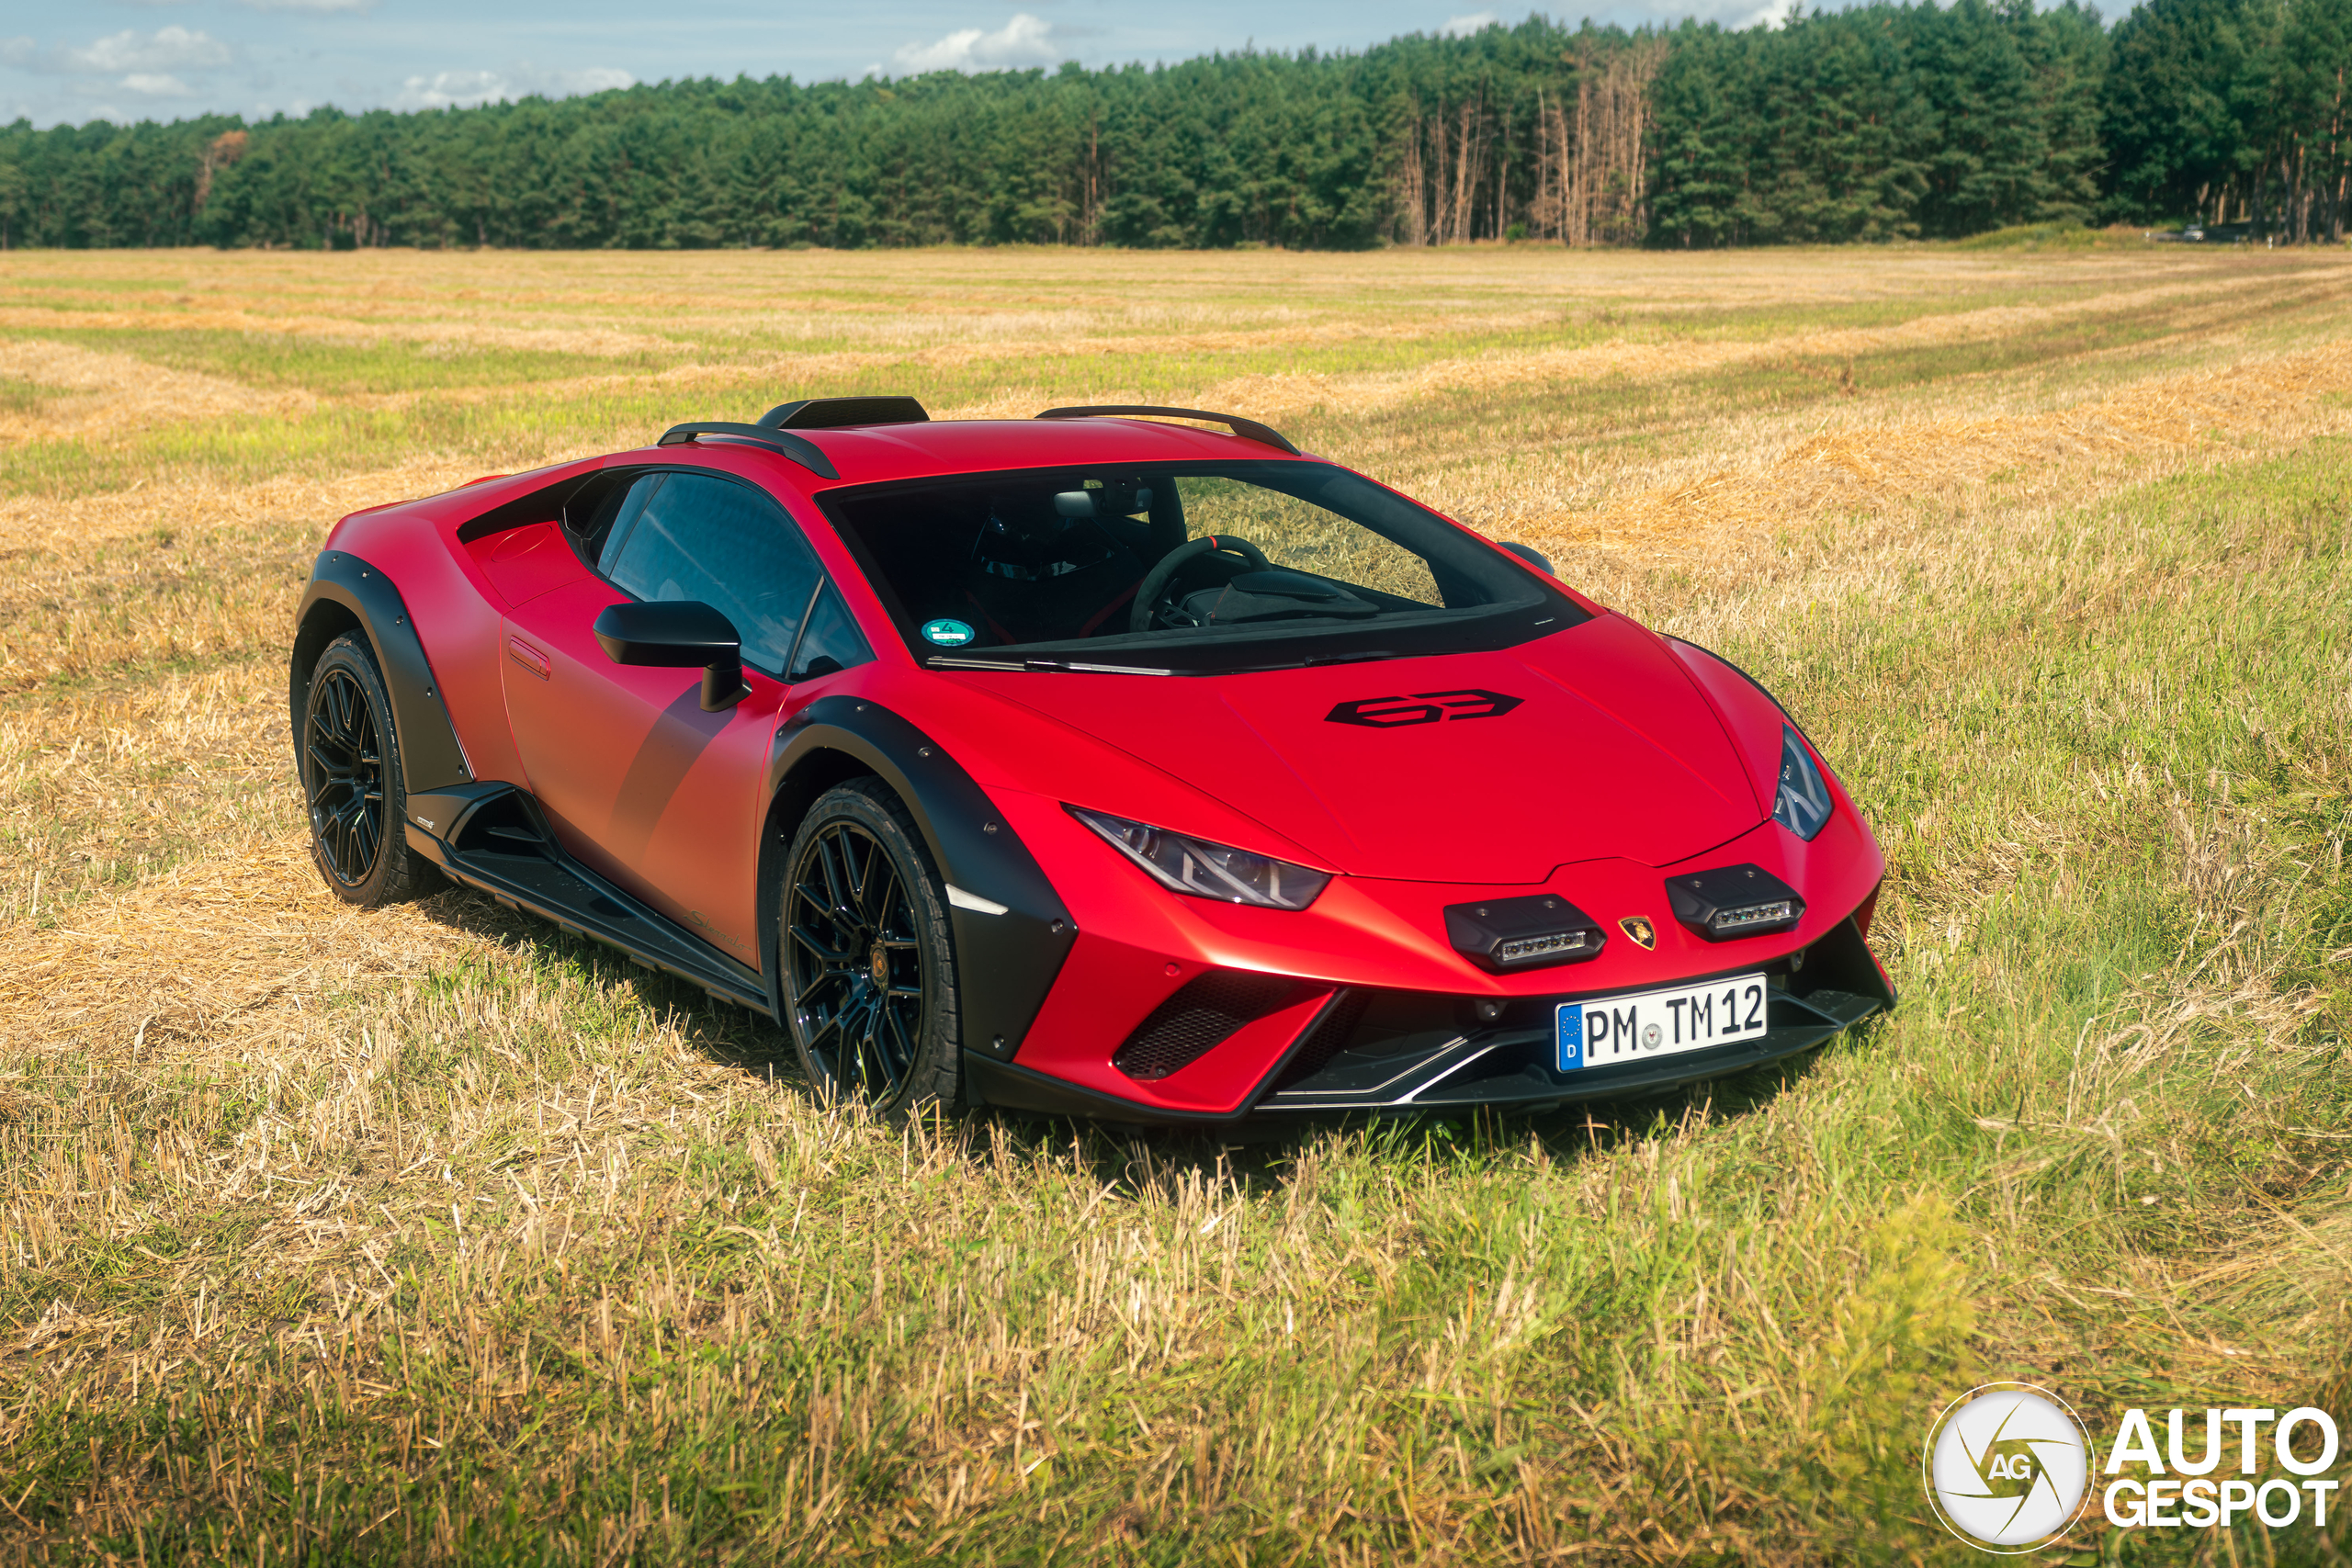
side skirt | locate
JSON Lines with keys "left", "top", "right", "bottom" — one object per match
{"left": 404, "top": 782, "right": 773, "bottom": 1017}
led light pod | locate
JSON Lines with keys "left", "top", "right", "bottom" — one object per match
{"left": 1442, "top": 893, "right": 1608, "bottom": 972}
{"left": 1666, "top": 863, "right": 1805, "bottom": 942}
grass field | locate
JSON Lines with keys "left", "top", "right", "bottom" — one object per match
{"left": 2, "top": 243, "right": 2349, "bottom": 1565}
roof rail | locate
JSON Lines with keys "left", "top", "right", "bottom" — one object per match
{"left": 657, "top": 423, "right": 840, "bottom": 479}
{"left": 759, "top": 396, "right": 931, "bottom": 430}
{"left": 1035, "top": 404, "right": 1300, "bottom": 456}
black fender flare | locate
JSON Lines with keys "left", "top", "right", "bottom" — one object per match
{"left": 761, "top": 695, "right": 1076, "bottom": 1064}
{"left": 289, "top": 549, "right": 473, "bottom": 795}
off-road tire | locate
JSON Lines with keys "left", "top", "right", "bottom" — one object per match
{"left": 781, "top": 777, "right": 964, "bottom": 1117}
{"left": 301, "top": 633, "right": 441, "bottom": 908}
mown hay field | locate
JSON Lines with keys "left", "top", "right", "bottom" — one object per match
{"left": 2, "top": 243, "right": 2349, "bottom": 1565}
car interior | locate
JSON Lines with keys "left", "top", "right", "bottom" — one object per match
{"left": 831, "top": 466, "right": 1468, "bottom": 651}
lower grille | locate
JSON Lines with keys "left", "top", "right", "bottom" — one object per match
{"left": 1274, "top": 987, "right": 1373, "bottom": 1089}
{"left": 1114, "top": 971, "right": 1295, "bottom": 1080}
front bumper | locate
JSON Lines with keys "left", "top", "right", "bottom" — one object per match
{"left": 967, "top": 911, "right": 1894, "bottom": 1125}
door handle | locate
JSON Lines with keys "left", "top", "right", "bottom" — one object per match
{"left": 507, "top": 636, "right": 550, "bottom": 680}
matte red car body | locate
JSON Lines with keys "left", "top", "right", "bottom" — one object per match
{"left": 306, "top": 413, "right": 1890, "bottom": 1122}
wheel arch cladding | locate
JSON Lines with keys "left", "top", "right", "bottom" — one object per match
{"left": 291, "top": 551, "right": 472, "bottom": 795}
{"left": 763, "top": 696, "right": 1077, "bottom": 1064}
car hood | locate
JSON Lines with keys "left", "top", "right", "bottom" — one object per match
{"left": 944, "top": 614, "right": 1765, "bottom": 885}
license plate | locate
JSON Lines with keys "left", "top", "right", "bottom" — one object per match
{"left": 1558, "top": 973, "right": 1770, "bottom": 1071}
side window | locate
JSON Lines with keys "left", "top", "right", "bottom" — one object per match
{"left": 786, "top": 584, "right": 875, "bottom": 682}
{"left": 567, "top": 472, "right": 663, "bottom": 572}
{"left": 604, "top": 472, "right": 823, "bottom": 676}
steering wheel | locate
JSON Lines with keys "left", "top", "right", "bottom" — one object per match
{"left": 1128, "top": 536, "right": 1271, "bottom": 634}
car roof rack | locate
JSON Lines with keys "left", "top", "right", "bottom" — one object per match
{"left": 759, "top": 395, "right": 931, "bottom": 430}
{"left": 656, "top": 423, "right": 840, "bottom": 479}
{"left": 1034, "top": 404, "right": 1300, "bottom": 456}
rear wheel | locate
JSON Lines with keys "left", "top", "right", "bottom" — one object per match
{"left": 301, "top": 633, "right": 438, "bottom": 907}
{"left": 781, "top": 778, "right": 962, "bottom": 1115}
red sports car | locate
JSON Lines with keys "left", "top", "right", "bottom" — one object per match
{"left": 291, "top": 399, "right": 1892, "bottom": 1124}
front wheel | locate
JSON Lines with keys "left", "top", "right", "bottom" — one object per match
{"left": 781, "top": 778, "right": 964, "bottom": 1116}
{"left": 301, "top": 633, "right": 440, "bottom": 907}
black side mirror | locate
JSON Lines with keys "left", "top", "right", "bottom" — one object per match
{"left": 1498, "top": 541, "right": 1553, "bottom": 574}
{"left": 592, "top": 601, "right": 749, "bottom": 712}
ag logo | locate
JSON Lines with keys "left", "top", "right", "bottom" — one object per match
{"left": 1326, "top": 689, "right": 1522, "bottom": 728}
{"left": 1618, "top": 916, "right": 1657, "bottom": 950}
{"left": 1924, "top": 1382, "right": 2091, "bottom": 1553}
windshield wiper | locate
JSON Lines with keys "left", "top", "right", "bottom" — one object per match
{"left": 927, "top": 648, "right": 1413, "bottom": 676}
{"left": 1230, "top": 649, "right": 1410, "bottom": 672}
{"left": 925, "top": 654, "right": 1179, "bottom": 675}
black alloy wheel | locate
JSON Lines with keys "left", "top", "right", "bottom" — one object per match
{"left": 300, "top": 633, "right": 438, "bottom": 908}
{"left": 307, "top": 665, "right": 384, "bottom": 886}
{"left": 782, "top": 779, "right": 961, "bottom": 1113}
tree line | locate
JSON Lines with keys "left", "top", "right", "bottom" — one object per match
{"left": 0, "top": 0, "right": 2343, "bottom": 252}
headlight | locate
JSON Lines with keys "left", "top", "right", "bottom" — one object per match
{"left": 1770, "top": 726, "right": 1833, "bottom": 841}
{"left": 1068, "top": 806, "right": 1330, "bottom": 910}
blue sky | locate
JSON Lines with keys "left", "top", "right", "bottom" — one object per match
{"left": 0, "top": 1, "right": 1800, "bottom": 129}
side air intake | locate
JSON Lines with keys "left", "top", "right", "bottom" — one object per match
{"left": 1112, "top": 970, "right": 1295, "bottom": 1081}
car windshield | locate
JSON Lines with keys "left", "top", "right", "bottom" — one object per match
{"left": 820, "top": 461, "right": 1583, "bottom": 674}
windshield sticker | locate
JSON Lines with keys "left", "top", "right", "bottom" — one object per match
{"left": 922, "top": 618, "right": 977, "bottom": 647}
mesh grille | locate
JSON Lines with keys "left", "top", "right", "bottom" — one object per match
{"left": 1273, "top": 987, "right": 1374, "bottom": 1089}
{"left": 1113, "top": 971, "right": 1296, "bottom": 1081}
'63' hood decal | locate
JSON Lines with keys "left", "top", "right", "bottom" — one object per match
{"left": 1326, "top": 689, "right": 1523, "bottom": 727}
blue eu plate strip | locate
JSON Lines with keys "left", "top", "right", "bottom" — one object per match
{"left": 1555, "top": 1005, "right": 1583, "bottom": 1072}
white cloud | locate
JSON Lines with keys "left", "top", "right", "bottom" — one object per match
{"left": 392, "top": 62, "right": 633, "bottom": 110}
{"left": 395, "top": 68, "right": 504, "bottom": 108}
{"left": 62, "top": 28, "right": 231, "bottom": 74}
{"left": 893, "top": 13, "right": 1058, "bottom": 74}
{"left": 1440, "top": 9, "right": 1498, "bottom": 35}
{"left": 0, "top": 38, "right": 34, "bottom": 68}
{"left": 1635, "top": 0, "right": 1791, "bottom": 22}
{"left": 120, "top": 72, "right": 194, "bottom": 95}
{"left": 550, "top": 66, "right": 633, "bottom": 94}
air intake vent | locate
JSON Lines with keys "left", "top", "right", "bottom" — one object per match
{"left": 1273, "top": 987, "right": 1373, "bottom": 1089}
{"left": 1113, "top": 971, "right": 1295, "bottom": 1081}
{"left": 758, "top": 396, "right": 930, "bottom": 430}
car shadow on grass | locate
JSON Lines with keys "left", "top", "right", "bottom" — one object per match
{"left": 421, "top": 884, "right": 805, "bottom": 1083}
{"left": 956, "top": 1031, "right": 1856, "bottom": 1200}
{"left": 421, "top": 882, "right": 1854, "bottom": 1193}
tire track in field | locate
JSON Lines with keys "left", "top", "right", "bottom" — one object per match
{"left": 1172, "top": 269, "right": 2348, "bottom": 424}
{"left": 0, "top": 337, "right": 312, "bottom": 443}
{"left": 1527, "top": 339, "right": 2352, "bottom": 559}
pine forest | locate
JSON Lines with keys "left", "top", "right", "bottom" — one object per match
{"left": 1, "top": 0, "right": 2346, "bottom": 251}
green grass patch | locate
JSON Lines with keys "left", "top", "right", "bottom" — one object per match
{"left": 4, "top": 433, "right": 2346, "bottom": 1562}
{"left": 39, "top": 327, "right": 695, "bottom": 395}
{"left": 1951, "top": 223, "right": 2161, "bottom": 252}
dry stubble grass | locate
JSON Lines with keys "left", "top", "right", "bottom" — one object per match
{"left": 0, "top": 244, "right": 2348, "bottom": 1565}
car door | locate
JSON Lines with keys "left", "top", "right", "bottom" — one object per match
{"left": 501, "top": 468, "right": 864, "bottom": 965}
